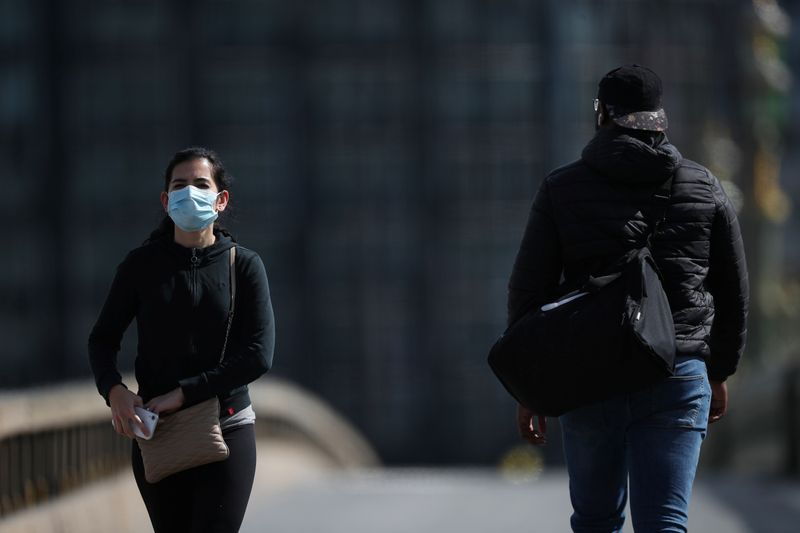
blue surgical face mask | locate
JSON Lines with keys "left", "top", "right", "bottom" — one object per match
{"left": 167, "top": 185, "right": 221, "bottom": 232}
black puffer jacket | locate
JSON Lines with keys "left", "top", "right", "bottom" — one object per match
{"left": 507, "top": 127, "right": 748, "bottom": 381}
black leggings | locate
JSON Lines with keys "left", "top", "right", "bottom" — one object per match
{"left": 132, "top": 424, "right": 257, "bottom": 533}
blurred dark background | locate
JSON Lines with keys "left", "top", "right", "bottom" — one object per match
{"left": 1, "top": 0, "right": 798, "bottom": 466}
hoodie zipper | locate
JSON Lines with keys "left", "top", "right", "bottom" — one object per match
{"left": 189, "top": 248, "right": 199, "bottom": 354}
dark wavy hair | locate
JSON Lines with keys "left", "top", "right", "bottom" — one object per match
{"left": 145, "top": 147, "right": 236, "bottom": 244}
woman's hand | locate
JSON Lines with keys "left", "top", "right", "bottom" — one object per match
{"left": 517, "top": 404, "right": 547, "bottom": 446}
{"left": 145, "top": 387, "right": 186, "bottom": 416}
{"left": 109, "top": 384, "right": 148, "bottom": 439}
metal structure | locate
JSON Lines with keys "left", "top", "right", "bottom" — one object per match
{"left": 1, "top": 0, "right": 795, "bottom": 464}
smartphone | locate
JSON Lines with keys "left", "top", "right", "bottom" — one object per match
{"left": 133, "top": 407, "right": 159, "bottom": 440}
{"left": 111, "top": 407, "right": 159, "bottom": 440}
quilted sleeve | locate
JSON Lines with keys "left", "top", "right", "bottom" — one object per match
{"left": 507, "top": 178, "right": 563, "bottom": 327}
{"left": 706, "top": 177, "right": 749, "bottom": 381}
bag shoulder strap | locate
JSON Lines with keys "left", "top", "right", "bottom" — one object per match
{"left": 645, "top": 176, "right": 673, "bottom": 249}
{"left": 218, "top": 246, "right": 236, "bottom": 363}
{"left": 577, "top": 176, "right": 674, "bottom": 292}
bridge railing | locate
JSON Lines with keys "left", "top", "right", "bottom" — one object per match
{"left": 0, "top": 376, "right": 379, "bottom": 520}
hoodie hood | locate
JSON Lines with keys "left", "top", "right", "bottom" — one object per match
{"left": 581, "top": 127, "right": 682, "bottom": 185}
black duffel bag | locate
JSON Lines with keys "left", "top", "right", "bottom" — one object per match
{"left": 488, "top": 248, "right": 676, "bottom": 416}
{"left": 488, "top": 178, "right": 677, "bottom": 417}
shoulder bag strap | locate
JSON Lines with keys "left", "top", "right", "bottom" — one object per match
{"left": 218, "top": 246, "right": 236, "bottom": 364}
{"left": 645, "top": 176, "right": 673, "bottom": 249}
{"left": 579, "top": 176, "right": 674, "bottom": 292}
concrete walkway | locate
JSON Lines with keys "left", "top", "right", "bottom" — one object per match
{"left": 243, "top": 468, "right": 800, "bottom": 533}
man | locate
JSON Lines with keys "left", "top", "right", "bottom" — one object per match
{"left": 508, "top": 65, "right": 748, "bottom": 532}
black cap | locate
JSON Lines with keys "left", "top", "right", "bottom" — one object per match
{"left": 597, "top": 64, "right": 668, "bottom": 131}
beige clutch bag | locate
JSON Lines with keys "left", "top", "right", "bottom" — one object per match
{"left": 137, "top": 397, "right": 229, "bottom": 483}
{"left": 136, "top": 246, "right": 237, "bottom": 484}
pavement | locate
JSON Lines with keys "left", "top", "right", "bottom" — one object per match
{"left": 243, "top": 466, "right": 800, "bottom": 533}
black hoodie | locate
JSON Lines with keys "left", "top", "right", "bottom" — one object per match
{"left": 88, "top": 231, "right": 275, "bottom": 415}
{"left": 507, "top": 128, "right": 748, "bottom": 381}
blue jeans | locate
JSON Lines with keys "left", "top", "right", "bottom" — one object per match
{"left": 559, "top": 357, "right": 712, "bottom": 533}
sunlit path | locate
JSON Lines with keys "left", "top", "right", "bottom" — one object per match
{"left": 243, "top": 468, "right": 800, "bottom": 533}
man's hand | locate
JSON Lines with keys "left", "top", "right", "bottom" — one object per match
{"left": 709, "top": 380, "right": 728, "bottom": 424}
{"left": 145, "top": 387, "right": 186, "bottom": 416}
{"left": 517, "top": 404, "right": 547, "bottom": 446}
{"left": 109, "top": 384, "right": 148, "bottom": 439}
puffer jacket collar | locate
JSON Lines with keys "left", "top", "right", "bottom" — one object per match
{"left": 581, "top": 127, "right": 683, "bottom": 185}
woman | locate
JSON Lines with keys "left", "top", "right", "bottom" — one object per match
{"left": 88, "top": 147, "right": 275, "bottom": 532}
